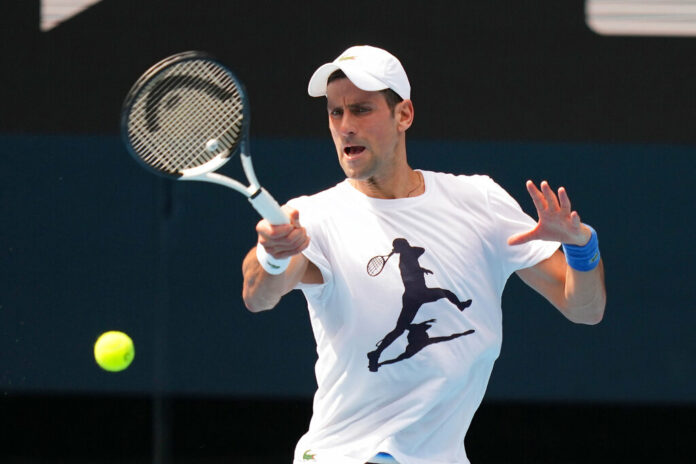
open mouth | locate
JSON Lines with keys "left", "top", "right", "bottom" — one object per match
{"left": 344, "top": 146, "right": 366, "bottom": 155}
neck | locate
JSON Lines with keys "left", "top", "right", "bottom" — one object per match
{"left": 349, "top": 167, "right": 423, "bottom": 199}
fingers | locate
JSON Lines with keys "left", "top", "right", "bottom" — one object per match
{"left": 519, "top": 180, "right": 589, "bottom": 245}
{"left": 507, "top": 230, "right": 534, "bottom": 246}
{"left": 257, "top": 206, "right": 300, "bottom": 237}
{"left": 528, "top": 180, "right": 572, "bottom": 215}
{"left": 257, "top": 206, "right": 310, "bottom": 258}
{"left": 558, "top": 186, "right": 571, "bottom": 214}
{"left": 257, "top": 221, "right": 310, "bottom": 258}
{"left": 282, "top": 204, "right": 301, "bottom": 227}
{"left": 539, "top": 181, "right": 560, "bottom": 211}
{"left": 553, "top": 184, "right": 582, "bottom": 228}
{"left": 526, "top": 180, "right": 547, "bottom": 212}
{"left": 273, "top": 234, "right": 310, "bottom": 259}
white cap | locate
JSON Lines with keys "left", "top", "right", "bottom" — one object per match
{"left": 307, "top": 45, "right": 411, "bottom": 100}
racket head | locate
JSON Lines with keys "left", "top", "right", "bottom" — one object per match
{"left": 121, "top": 51, "right": 250, "bottom": 179}
{"left": 367, "top": 255, "right": 387, "bottom": 276}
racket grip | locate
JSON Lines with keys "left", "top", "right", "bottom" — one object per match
{"left": 248, "top": 187, "right": 289, "bottom": 225}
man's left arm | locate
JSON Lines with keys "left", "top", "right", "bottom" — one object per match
{"left": 508, "top": 180, "right": 606, "bottom": 325}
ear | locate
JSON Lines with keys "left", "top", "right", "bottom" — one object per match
{"left": 395, "top": 99, "right": 414, "bottom": 133}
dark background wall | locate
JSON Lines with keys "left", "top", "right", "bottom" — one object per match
{"left": 1, "top": 1, "right": 695, "bottom": 462}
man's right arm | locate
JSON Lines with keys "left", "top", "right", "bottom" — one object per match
{"left": 241, "top": 207, "right": 322, "bottom": 312}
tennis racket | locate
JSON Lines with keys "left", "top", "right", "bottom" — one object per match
{"left": 367, "top": 252, "right": 394, "bottom": 277}
{"left": 121, "top": 51, "right": 288, "bottom": 225}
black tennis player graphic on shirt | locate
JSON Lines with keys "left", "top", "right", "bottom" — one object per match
{"left": 367, "top": 238, "right": 475, "bottom": 372}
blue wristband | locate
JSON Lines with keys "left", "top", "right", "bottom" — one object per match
{"left": 562, "top": 225, "right": 601, "bottom": 272}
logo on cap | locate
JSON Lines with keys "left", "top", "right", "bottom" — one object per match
{"left": 337, "top": 56, "right": 356, "bottom": 61}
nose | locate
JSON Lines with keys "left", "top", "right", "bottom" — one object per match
{"left": 338, "top": 112, "right": 356, "bottom": 137}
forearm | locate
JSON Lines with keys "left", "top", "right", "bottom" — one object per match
{"left": 562, "top": 259, "right": 606, "bottom": 325}
{"left": 241, "top": 246, "right": 306, "bottom": 312}
{"left": 517, "top": 250, "right": 606, "bottom": 325}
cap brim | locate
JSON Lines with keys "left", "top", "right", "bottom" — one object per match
{"left": 307, "top": 63, "right": 339, "bottom": 97}
{"left": 307, "top": 63, "right": 389, "bottom": 97}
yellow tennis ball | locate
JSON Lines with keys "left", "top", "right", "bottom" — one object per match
{"left": 94, "top": 331, "right": 135, "bottom": 372}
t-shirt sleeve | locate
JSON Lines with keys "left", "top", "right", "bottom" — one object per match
{"left": 481, "top": 177, "right": 560, "bottom": 278}
{"left": 286, "top": 196, "right": 333, "bottom": 293}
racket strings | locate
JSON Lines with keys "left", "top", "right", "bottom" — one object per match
{"left": 367, "top": 256, "right": 387, "bottom": 276}
{"left": 156, "top": 65, "right": 240, "bottom": 171}
{"left": 127, "top": 59, "right": 245, "bottom": 175}
{"left": 175, "top": 64, "right": 243, "bottom": 169}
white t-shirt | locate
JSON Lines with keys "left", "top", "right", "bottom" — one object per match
{"left": 287, "top": 171, "right": 559, "bottom": 464}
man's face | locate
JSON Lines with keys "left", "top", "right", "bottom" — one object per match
{"left": 326, "top": 78, "right": 404, "bottom": 182}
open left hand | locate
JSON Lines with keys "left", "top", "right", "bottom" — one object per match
{"left": 508, "top": 180, "right": 591, "bottom": 247}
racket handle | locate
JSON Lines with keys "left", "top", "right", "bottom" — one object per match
{"left": 248, "top": 187, "right": 289, "bottom": 225}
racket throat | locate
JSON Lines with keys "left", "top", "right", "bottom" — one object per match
{"left": 182, "top": 171, "right": 250, "bottom": 195}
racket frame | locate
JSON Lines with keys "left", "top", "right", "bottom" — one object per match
{"left": 121, "top": 51, "right": 288, "bottom": 225}
{"left": 367, "top": 251, "right": 394, "bottom": 277}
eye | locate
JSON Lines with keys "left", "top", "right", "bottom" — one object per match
{"left": 329, "top": 108, "right": 343, "bottom": 117}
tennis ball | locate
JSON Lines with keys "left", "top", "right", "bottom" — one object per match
{"left": 94, "top": 331, "right": 135, "bottom": 372}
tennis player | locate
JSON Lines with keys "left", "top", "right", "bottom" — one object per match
{"left": 242, "top": 45, "right": 606, "bottom": 464}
